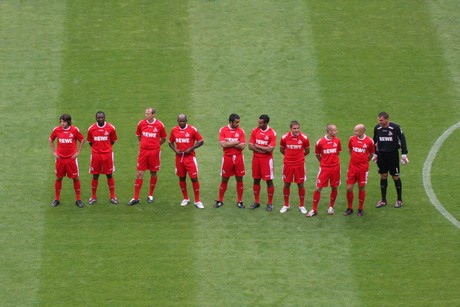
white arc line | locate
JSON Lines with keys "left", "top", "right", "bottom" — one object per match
{"left": 423, "top": 121, "right": 460, "bottom": 229}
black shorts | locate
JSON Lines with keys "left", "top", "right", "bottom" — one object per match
{"left": 377, "top": 151, "right": 400, "bottom": 176}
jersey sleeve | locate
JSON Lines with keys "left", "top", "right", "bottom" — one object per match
{"left": 398, "top": 127, "right": 408, "bottom": 154}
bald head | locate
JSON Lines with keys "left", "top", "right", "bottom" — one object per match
{"left": 326, "top": 124, "right": 338, "bottom": 138}
{"left": 177, "top": 114, "right": 188, "bottom": 128}
{"left": 354, "top": 124, "right": 366, "bottom": 138}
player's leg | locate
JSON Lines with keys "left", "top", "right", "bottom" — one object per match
{"left": 263, "top": 157, "right": 275, "bottom": 211}
{"left": 251, "top": 158, "right": 262, "bottom": 208}
{"left": 345, "top": 168, "right": 355, "bottom": 215}
{"left": 328, "top": 165, "right": 340, "bottom": 213}
{"left": 89, "top": 174, "right": 100, "bottom": 205}
{"left": 189, "top": 157, "right": 201, "bottom": 205}
{"left": 390, "top": 151, "right": 403, "bottom": 207}
{"left": 129, "top": 150, "right": 146, "bottom": 205}
{"left": 377, "top": 153, "right": 389, "bottom": 207}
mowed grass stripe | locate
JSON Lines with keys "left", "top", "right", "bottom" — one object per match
{"left": 188, "top": 1, "right": 358, "bottom": 305}
{"left": 309, "top": 1, "right": 460, "bottom": 305}
{"left": 428, "top": 0, "right": 460, "bottom": 219}
{"left": 37, "top": 2, "right": 197, "bottom": 304}
{"left": 0, "top": 2, "right": 66, "bottom": 305}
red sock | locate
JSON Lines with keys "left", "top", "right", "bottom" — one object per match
{"left": 107, "top": 177, "right": 115, "bottom": 198}
{"left": 219, "top": 181, "right": 228, "bottom": 202}
{"left": 192, "top": 180, "right": 200, "bottom": 202}
{"left": 330, "top": 189, "right": 338, "bottom": 207}
{"left": 313, "top": 190, "right": 321, "bottom": 211}
{"left": 91, "top": 179, "right": 98, "bottom": 198}
{"left": 267, "top": 186, "right": 275, "bottom": 204}
{"left": 134, "top": 178, "right": 143, "bottom": 199}
{"left": 253, "top": 184, "right": 261, "bottom": 204}
{"left": 347, "top": 191, "right": 354, "bottom": 209}
{"left": 180, "top": 180, "right": 188, "bottom": 200}
{"left": 236, "top": 182, "right": 244, "bottom": 202}
{"left": 283, "top": 187, "right": 290, "bottom": 206}
{"left": 73, "top": 179, "right": 81, "bottom": 200}
{"left": 55, "top": 180, "right": 62, "bottom": 200}
{"left": 299, "top": 187, "right": 305, "bottom": 207}
{"left": 358, "top": 190, "right": 366, "bottom": 210}
{"left": 149, "top": 176, "right": 157, "bottom": 196}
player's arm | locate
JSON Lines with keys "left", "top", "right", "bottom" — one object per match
{"left": 255, "top": 144, "right": 274, "bottom": 153}
{"left": 398, "top": 128, "right": 408, "bottom": 155}
{"left": 184, "top": 140, "right": 204, "bottom": 154}
{"left": 304, "top": 147, "right": 310, "bottom": 156}
{"left": 72, "top": 139, "right": 85, "bottom": 159}
{"left": 160, "top": 137, "right": 167, "bottom": 145}
{"left": 49, "top": 138, "right": 60, "bottom": 158}
{"left": 168, "top": 141, "right": 181, "bottom": 154}
{"left": 315, "top": 154, "right": 322, "bottom": 162}
{"left": 220, "top": 140, "right": 240, "bottom": 148}
{"left": 248, "top": 143, "right": 260, "bottom": 153}
{"left": 280, "top": 146, "right": 285, "bottom": 155}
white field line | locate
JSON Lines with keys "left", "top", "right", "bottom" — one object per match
{"left": 422, "top": 122, "right": 460, "bottom": 229}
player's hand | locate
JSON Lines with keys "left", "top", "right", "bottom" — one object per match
{"left": 372, "top": 154, "right": 378, "bottom": 163}
{"left": 401, "top": 154, "right": 409, "bottom": 165}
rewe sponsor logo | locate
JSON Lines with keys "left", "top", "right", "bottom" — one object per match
{"left": 352, "top": 147, "right": 367, "bottom": 153}
{"left": 143, "top": 132, "right": 157, "bottom": 138}
{"left": 256, "top": 139, "right": 268, "bottom": 146}
{"left": 94, "top": 136, "right": 109, "bottom": 141}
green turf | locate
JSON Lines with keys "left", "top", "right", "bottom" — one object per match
{"left": 1, "top": 0, "right": 459, "bottom": 305}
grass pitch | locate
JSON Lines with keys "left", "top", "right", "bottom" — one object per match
{"left": 1, "top": 1, "right": 459, "bottom": 305}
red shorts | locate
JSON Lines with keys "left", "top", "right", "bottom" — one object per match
{"left": 89, "top": 152, "right": 115, "bottom": 174}
{"left": 55, "top": 157, "right": 79, "bottom": 178}
{"left": 252, "top": 155, "right": 274, "bottom": 181}
{"left": 346, "top": 169, "right": 368, "bottom": 186}
{"left": 175, "top": 154, "right": 198, "bottom": 178}
{"left": 282, "top": 164, "right": 306, "bottom": 184}
{"left": 137, "top": 149, "right": 161, "bottom": 171}
{"left": 220, "top": 154, "right": 245, "bottom": 178}
{"left": 315, "top": 165, "right": 341, "bottom": 188}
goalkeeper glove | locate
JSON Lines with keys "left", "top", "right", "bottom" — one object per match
{"left": 401, "top": 154, "right": 409, "bottom": 165}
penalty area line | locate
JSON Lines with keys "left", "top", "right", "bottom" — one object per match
{"left": 422, "top": 121, "right": 460, "bottom": 229}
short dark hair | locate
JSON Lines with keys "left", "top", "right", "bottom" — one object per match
{"left": 378, "top": 112, "right": 389, "bottom": 119}
{"left": 290, "top": 120, "right": 300, "bottom": 128}
{"left": 96, "top": 111, "right": 105, "bottom": 117}
{"left": 60, "top": 114, "right": 72, "bottom": 125}
{"left": 229, "top": 113, "right": 240, "bottom": 123}
{"left": 259, "top": 114, "right": 270, "bottom": 124}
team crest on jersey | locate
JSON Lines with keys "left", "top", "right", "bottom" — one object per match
{"left": 153, "top": 127, "right": 158, "bottom": 132}
{"left": 235, "top": 133, "right": 239, "bottom": 138}
{"left": 185, "top": 132, "right": 190, "bottom": 137}
{"left": 298, "top": 140, "right": 302, "bottom": 144}
{"left": 69, "top": 133, "right": 74, "bottom": 138}
{"left": 388, "top": 131, "right": 393, "bottom": 136}
{"left": 363, "top": 144, "right": 367, "bottom": 148}
{"left": 264, "top": 136, "right": 269, "bottom": 140}
{"left": 333, "top": 142, "right": 338, "bottom": 147}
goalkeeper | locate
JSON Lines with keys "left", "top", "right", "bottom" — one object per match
{"left": 372, "top": 112, "right": 409, "bottom": 208}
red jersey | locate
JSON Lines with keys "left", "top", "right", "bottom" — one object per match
{"left": 315, "top": 135, "right": 341, "bottom": 167}
{"left": 249, "top": 126, "right": 277, "bottom": 158}
{"left": 169, "top": 124, "right": 203, "bottom": 156}
{"left": 219, "top": 125, "right": 246, "bottom": 156}
{"left": 136, "top": 118, "right": 167, "bottom": 150}
{"left": 49, "top": 125, "right": 84, "bottom": 158}
{"left": 280, "top": 132, "right": 310, "bottom": 166}
{"left": 87, "top": 122, "right": 117, "bottom": 154}
{"left": 348, "top": 135, "right": 375, "bottom": 172}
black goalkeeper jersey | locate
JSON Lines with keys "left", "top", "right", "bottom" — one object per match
{"left": 373, "top": 122, "right": 408, "bottom": 154}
